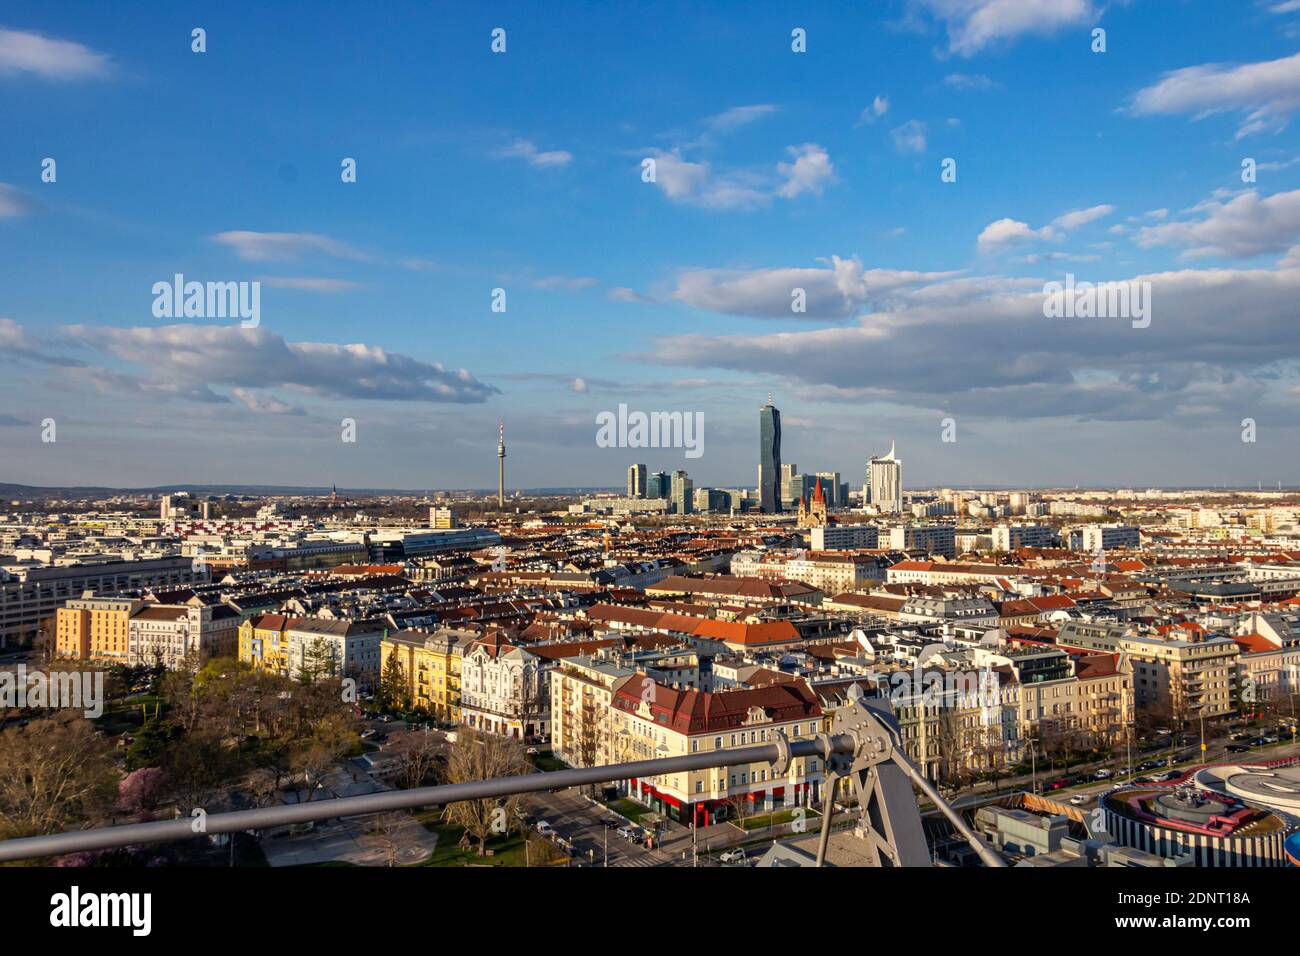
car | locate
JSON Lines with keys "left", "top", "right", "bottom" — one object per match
{"left": 1093, "top": 769, "right": 1113, "bottom": 780}
{"left": 1226, "top": 744, "right": 1250, "bottom": 753}
{"left": 718, "top": 848, "right": 746, "bottom": 864}
{"left": 534, "top": 821, "right": 555, "bottom": 838}
{"left": 444, "top": 731, "right": 458, "bottom": 744}
{"left": 1253, "top": 737, "right": 1270, "bottom": 747}
{"left": 1153, "top": 728, "right": 1172, "bottom": 736}
{"left": 360, "top": 729, "right": 377, "bottom": 739}
{"left": 616, "top": 825, "right": 644, "bottom": 842}
{"left": 1134, "top": 775, "right": 1158, "bottom": 784}
{"left": 525, "top": 747, "right": 539, "bottom": 755}
{"left": 1137, "top": 760, "right": 1158, "bottom": 772}
{"left": 1068, "top": 794, "right": 1087, "bottom": 806}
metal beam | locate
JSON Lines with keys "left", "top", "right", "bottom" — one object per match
{"left": 0, "top": 737, "right": 853, "bottom": 862}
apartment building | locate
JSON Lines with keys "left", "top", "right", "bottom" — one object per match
{"left": 55, "top": 594, "right": 143, "bottom": 663}
{"left": 285, "top": 618, "right": 388, "bottom": 690}
{"left": 238, "top": 613, "right": 294, "bottom": 676}
{"left": 731, "top": 550, "right": 883, "bottom": 594}
{"left": 459, "top": 635, "right": 549, "bottom": 740}
{"left": 1118, "top": 630, "right": 1239, "bottom": 721}
{"left": 379, "top": 627, "right": 475, "bottom": 720}
{"left": 128, "top": 602, "right": 239, "bottom": 669}
{"left": 608, "top": 677, "right": 825, "bottom": 825}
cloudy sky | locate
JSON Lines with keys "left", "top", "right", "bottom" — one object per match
{"left": 3, "top": 0, "right": 1300, "bottom": 490}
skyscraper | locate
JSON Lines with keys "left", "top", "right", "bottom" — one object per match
{"left": 671, "top": 470, "right": 693, "bottom": 515}
{"left": 647, "top": 471, "right": 669, "bottom": 500}
{"left": 627, "top": 463, "right": 647, "bottom": 498}
{"left": 867, "top": 441, "right": 903, "bottom": 514}
{"left": 759, "top": 395, "right": 782, "bottom": 513}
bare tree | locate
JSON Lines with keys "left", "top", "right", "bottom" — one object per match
{"left": 442, "top": 727, "right": 529, "bottom": 855}
{"left": 364, "top": 811, "right": 409, "bottom": 867}
{"left": 0, "top": 712, "right": 118, "bottom": 839}
{"left": 388, "top": 729, "right": 443, "bottom": 791}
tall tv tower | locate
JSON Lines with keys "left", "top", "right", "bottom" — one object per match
{"left": 497, "top": 419, "right": 506, "bottom": 508}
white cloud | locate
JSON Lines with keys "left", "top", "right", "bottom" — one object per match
{"left": 890, "top": 120, "right": 928, "bottom": 154}
{"left": 257, "top": 277, "right": 359, "bottom": 292}
{"left": 0, "top": 183, "right": 34, "bottom": 218}
{"left": 944, "top": 72, "right": 1002, "bottom": 91}
{"left": 493, "top": 138, "right": 573, "bottom": 168}
{"left": 910, "top": 0, "right": 1096, "bottom": 57}
{"left": 1128, "top": 52, "right": 1300, "bottom": 139}
{"left": 646, "top": 256, "right": 1300, "bottom": 425}
{"left": 777, "top": 144, "right": 835, "bottom": 198}
{"left": 60, "top": 324, "right": 500, "bottom": 404}
{"left": 858, "top": 95, "right": 890, "bottom": 124}
{"left": 1135, "top": 187, "right": 1300, "bottom": 259}
{"left": 704, "top": 104, "right": 778, "bottom": 131}
{"left": 977, "top": 218, "right": 1053, "bottom": 252}
{"left": 1051, "top": 204, "right": 1115, "bottom": 230}
{"left": 608, "top": 287, "right": 655, "bottom": 304}
{"left": 670, "top": 256, "right": 957, "bottom": 320}
{"left": 230, "top": 388, "right": 304, "bottom": 415}
{"left": 0, "top": 28, "right": 113, "bottom": 80}
{"left": 213, "top": 231, "right": 368, "bottom": 262}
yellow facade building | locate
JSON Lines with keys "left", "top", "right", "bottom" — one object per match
{"left": 238, "top": 614, "right": 293, "bottom": 677}
{"left": 379, "top": 628, "right": 474, "bottom": 720}
{"left": 55, "top": 595, "right": 142, "bottom": 663}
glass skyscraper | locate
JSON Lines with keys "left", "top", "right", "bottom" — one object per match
{"left": 759, "top": 397, "right": 782, "bottom": 513}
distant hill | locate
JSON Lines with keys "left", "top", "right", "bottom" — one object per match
{"left": 0, "top": 482, "right": 618, "bottom": 499}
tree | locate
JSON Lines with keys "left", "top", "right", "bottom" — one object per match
{"left": 119, "top": 767, "right": 168, "bottom": 818}
{"left": 364, "top": 811, "right": 409, "bottom": 867}
{"left": 0, "top": 712, "right": 118, "bottom": 839}
{"left": 378, "top": 653, "right": 409, "bottom": 714}
{"left": 388, "top": 730, "right": 443, "bottom": 791}
{"left": 442, "top": 728, "right": 529, "bottom": 855}
{"left": 298, "top": 638, "right": 337, "bottom": 685}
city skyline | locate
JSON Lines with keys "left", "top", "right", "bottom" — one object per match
{"left": 4, "top": 3, "right": 1300, "bottom": 489}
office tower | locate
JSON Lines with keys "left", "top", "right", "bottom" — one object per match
{"left": 647, "top": 471, "right": 669, "bottom": 499}
{"left": 627, "top": 463, "right": 647, "bottom": 498}
{"left": 671, "top": 470, "right": 693, "bottom": 515}
{"left": 816, "top": 471, "right": 842, "bottom": 508}
{"left": 867, "top": 441, "right": 903, "bottom": 514}
{"left": 759, "top": 396, "right": 782, "bottom": 513}
{"left": 497, "top": 420, "right": 506, "bottom": 507}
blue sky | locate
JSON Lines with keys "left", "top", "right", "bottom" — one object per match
{"left": 3, "top": 0, "right": 1300, "bottom": 490}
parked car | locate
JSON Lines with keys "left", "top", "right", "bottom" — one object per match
{"left": 525, "top": 747, "right": 539, "bottom": 755}
{"left": 1226, "top": 744, "right": 1250, "bottom": 753}
{"left": 1093, "top": 769, "right": 1113, "bottom": 780}
{"left": 719, "top": 848, "right": 746, "bottom": 864}
{"left": 535, "top": 821, "right": 555, "bottom": 838}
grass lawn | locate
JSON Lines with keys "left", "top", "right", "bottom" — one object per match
{"left": 605, "top": 798, "right": 654, "bottom": 824}
{"left": 529, "top": 754, "right": 569, "bottom": 773}
{"left": 735, "top": 808, "right": 821, "bottom": 831}
{"left": 416, "top": 813, "right": 541, "bottom": 867}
